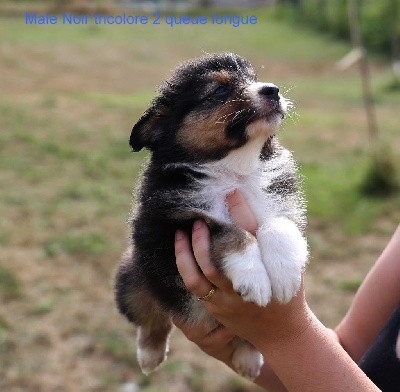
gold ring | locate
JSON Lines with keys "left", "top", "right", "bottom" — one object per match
{"left": 197, "top": 287, "right": 216, "bottom": 302}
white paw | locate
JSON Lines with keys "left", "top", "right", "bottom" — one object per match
{"left": 137, "top": 344, "right": 168, "bottom": 375}
{"left": 257, "top": 217, "right": 308, "bottom": 304}
{"left": 223, "top": 242, "right": 271, "bottom": 307}
{"left": 232, "top": 343, "right": 264, "bottom": 380}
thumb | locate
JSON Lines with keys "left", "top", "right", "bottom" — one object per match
{"left": 226, "top": 190, "right": 258, "bottom": 236}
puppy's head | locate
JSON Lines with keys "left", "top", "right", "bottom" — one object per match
{"left": 130, "top": 52, "right": 290, "bottom": 162}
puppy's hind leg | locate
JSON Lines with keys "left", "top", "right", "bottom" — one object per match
{"left": 136, "top": 314, "right": 173, "bottom": 375}
{"left": 231, "top": 337, "right": 264, "bottom": 380}
{"left": 115, "top": 247, "right": 173, "bottom": 374}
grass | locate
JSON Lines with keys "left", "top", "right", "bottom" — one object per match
{"left": 301, "top": 158, "right": 399, "bottom": 233}
{"left": 31, "top": 301, "right": 54, "bottom": 315}
{"left": 338, "top": 279, "right": 363, "bottom": 293}
{"left": 97, "top": 330, "right": 138, "bottom": 367}
{"left": 0, "top": 267, "right": 22, "bottom": 300}
{"left": 70, "top": 90, "right": 156, "bottom": 110}
{"left": 43, "top": 231, "right": 110, "bottom": 257}
{"left": 0, "top": 3, "right": 399, "bottom": 391}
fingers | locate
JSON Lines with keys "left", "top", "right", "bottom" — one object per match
{"left": 175, "top": 230, "right": 214, "bottom": 299}
{"left": 175, "top": 221, "right": 230, "bottom": 297}
{"left": 191, "top": 220, "right": 230, "bottom": 290}
{"left": 173, "top": 316, "right": 235, "bottom": 351}
{"left": 226, "top": 189, "right": 258, "bottom": 236}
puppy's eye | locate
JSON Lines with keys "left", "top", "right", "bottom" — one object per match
{"left": 213, "top": 85, "right": 229, "bottom": 96}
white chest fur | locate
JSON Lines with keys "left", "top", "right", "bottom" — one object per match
{"left": 191, "top": 137, "right": 309, "bottom": 308}
{"left": 193, "top": 136, "right": 295, "bottom": 227}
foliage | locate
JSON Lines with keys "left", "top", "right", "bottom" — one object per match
{"left": 360, "top": 152, "right": 399, "bottom": 197}
{"left": 276, "top": 0, "right": 399, "bottom": 57}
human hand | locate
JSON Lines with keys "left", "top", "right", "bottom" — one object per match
{"left": 172, "top": 189, "right": 256, "bottom": 370}
{"left": 174, "top": 193, "right": 381, "bottom": 392}
{"left": 173, "top": 316, "right": 237, "bottom": 368}
{"left": 174, "top": 189, "right": 309, "bottom": 348}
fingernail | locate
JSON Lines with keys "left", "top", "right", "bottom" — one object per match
{"left": 193, "top": 220, "right": 203, "bottom": 231}
{"left": 226, "top": 189, "right": 237, "bottom": 199}
{"left": 226, "top": 189, "right": 241, "bottom": 204}
{"left": 175, "top": 230, "right": 184, "bottom": 241}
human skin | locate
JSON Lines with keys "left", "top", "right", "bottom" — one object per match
{"left": 174, "top": 190, "right": 382, "bottom": 391}
{"left": 336, "top": 224, "right": 400, "bottom": 362}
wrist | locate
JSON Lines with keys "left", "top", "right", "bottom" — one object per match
{"left": 251, "top": 309, "right": 380, "bottom": 392}
{"left": 248, "top": 298, "right": 314, "bottom": 350}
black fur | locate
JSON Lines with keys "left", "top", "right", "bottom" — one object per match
{"left": 117, "top": 163, "right": 202, "bottom": 317}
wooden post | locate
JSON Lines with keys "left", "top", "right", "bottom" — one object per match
{"left": 347, "top": 0, "right": 379, "bottom": 156}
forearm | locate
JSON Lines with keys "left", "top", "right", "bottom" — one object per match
{"left": 336, "top": 225, "right": 400, "bottom": 361}
{"left": 249, "top": 306, "right": 380, "bottom": 392}
{"left": 254, "top": 361, "right": 288, "bottom": 392}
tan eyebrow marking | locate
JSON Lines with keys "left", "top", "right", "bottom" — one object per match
{"left": 209, "top": 70, "right": 232, "bottom": 84}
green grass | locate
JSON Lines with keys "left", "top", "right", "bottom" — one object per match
{"left": 43, "top": 232, "right": 110, "bottom": 257}
{"left": 96, "top": 330, "right": 138, "bottom": 366}
{"left": 31, "top": 301, "right": 54, "bottom": 315}
{"left": 301, "top": 159, "right": 392, "bottom": 232}
{"left": 338, "top": 279, "right": 363, "bottom": 293}
{"left": 0, "top": 315, "right": 15, "bottom": 363}
{"left": 0, "top": 267, "right": 22, "bottom": 300}
{"left": 0, "top": 8, "right": 351, "bottom": 62}
{"left": 69, "top": 90, "right": 156, "bottom": 110}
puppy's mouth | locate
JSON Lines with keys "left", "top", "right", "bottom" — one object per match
{"left": 264, "top": 104, "right": 285, "bottom": 121}
{"left": 255, "top": 99, "right": 286, "bottom": 125}
{"left": 242, "top": 94, "right": 287, "bottom": 140}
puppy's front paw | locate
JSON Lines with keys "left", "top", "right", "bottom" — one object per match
{"left": 223, "top": 242, "right": 271, "bottom": 307}
{"left": 232, "top": 341, "right": 264, "bottom": 380}
{"left": 257, "top": 217, "right": 308, "bottom": 304}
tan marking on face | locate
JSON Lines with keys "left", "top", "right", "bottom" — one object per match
{"left": 176, "top": 100, "right": 244, "bottom": 157}
{"left": 209, "top": 70, "right": 232, "bottom": 84}
{"left": 178, "top": 111, "right": 230, "bottom": 155}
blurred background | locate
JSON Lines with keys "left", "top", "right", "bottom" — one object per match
{"left": 0, "top": 0, "right": 399, "bottom": 391}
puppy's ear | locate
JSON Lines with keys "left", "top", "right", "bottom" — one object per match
{"left": 130, "top": 99, "right": 169, "bottom": 152}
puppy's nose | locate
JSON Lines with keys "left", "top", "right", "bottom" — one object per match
{"left": 259, "top": 84, "right": 280, "bottom": 101}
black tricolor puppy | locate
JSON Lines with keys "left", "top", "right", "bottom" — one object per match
{"left": 115, "top": 52, "right": 308, "bottom": 379}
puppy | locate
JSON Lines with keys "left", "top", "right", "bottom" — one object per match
{"left": 115, "top": 52, "right": 308, "bottom": 379}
